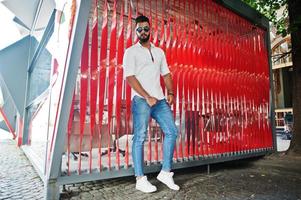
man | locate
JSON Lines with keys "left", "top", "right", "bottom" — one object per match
{"left": 123, "top": 15, "right": 179, "bottom": 193}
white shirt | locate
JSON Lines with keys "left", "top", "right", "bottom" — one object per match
{"left": 123, "top": 42, "right": 170, "bottom": 100}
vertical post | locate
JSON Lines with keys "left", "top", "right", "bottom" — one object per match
{"left": 44, "top": 1, "right": 91, "bottom": 199}
{"left": 47, "top": 0, "right": 92, "bottom": 179}
{"left": 21, "top": 0, "right": 44, "bottom": 146}
{"left": 266, "top": 24, "right": 277, "bottom": 152}
{"left": 45, "top": 179, "right": 60, "bottom": 200}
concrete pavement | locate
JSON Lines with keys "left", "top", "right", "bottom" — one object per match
{"left": 1, "top": 137, "right": 301, "bottom": 200}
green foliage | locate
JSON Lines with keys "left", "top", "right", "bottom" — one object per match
{"left": 242, "top": 0, "right": 288, "bottom": 36}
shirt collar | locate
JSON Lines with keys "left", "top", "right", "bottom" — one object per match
{"left": 136, "top": 42, "right": 155, "bottom": 49}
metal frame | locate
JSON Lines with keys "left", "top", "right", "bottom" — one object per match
{"left": 47, "top": 0, "right": 92, "bottom": 180}
{"left": 20, "top": 9, "right": 57, "bottom": 172}
{"left": 216, "top": 0, "right": 269, "bottom": 29}
{"left": 266, "top": 23, "right": 277, "bottom": 153}
{"left": 56, "top": 151, "right": 269, "bottom": 185}
{"left": 28, "top": 10, "right": 56, "bottom": 74}
{"left": 44, "top": 0, "right": 92, "bottom": 199}
{"left": 22, "top": 10, "right": 56, "bottom": 145}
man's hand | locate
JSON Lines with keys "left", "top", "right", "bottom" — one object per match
{"left": 167, "top": 94, "right": 174, "bottom": 105}
{"left": 146, "top": 96, "right": 158, "bottom": 107}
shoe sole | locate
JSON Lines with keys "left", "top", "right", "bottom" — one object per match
{"left": 136, "top": 187, "right": 157, "bottom": 193}
{"left": 157, "top": 176, "right": 180, "bottom": 191}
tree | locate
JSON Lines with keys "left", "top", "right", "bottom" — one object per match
{"left": 287, "top": 0, "right": 301, "bottom": 154}
{"left": 242, "top": 0, "right": 301, "bottom": 154}
{"left": 242, "top": 0, "right": 288, "bottom": 36}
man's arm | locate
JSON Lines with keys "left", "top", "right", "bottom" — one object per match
{"left": 163, "top": 73, "right": 174, "bottom": 105}
{"left": 126, "top": 76, "right": 157, "bottom": 106}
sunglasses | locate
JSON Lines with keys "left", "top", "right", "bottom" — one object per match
{"left": 136, "top": 26, "right": 150, "bottom": 33}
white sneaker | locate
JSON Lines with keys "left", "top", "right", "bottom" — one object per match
{"left": 157, "top": 171, "right": 180, "bottom": 190}
{"left": 136, "top": 176, "right": 157, "bottom": 193}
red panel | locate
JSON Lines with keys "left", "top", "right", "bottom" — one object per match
{"left": 67, "top": 94, "right": 75, "bottom": 176}
{"left": 125, "top": 1, "right": 133, "bottom": 168}
{"left": 89, "top": 1, "right": 98, "bottom": 173}
{"left": 98, "top": 0, "right": 108, "bottom": 171}
{"left": 79, "top": 25, "right": 89, "bottom": 174}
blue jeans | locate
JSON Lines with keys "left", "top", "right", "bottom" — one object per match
{"left": 131, "top": 95, "right": 178, "bottom": 176}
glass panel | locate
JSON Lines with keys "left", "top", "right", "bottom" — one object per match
{"left": 27, "top": 5, "right": 56, "bottom": 104}
{"left": 28, "top": 46, "right": 52, "bottom": 103}
{"left": 27, "top": 98, "right": 51, "bottom": 173}
{"left": 28, "top": 0, "right": 55, "bottom": 63}
{"left": 0, "top": 76, "right": 17, "bottom": 132}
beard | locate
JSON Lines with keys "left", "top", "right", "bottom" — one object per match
{"left": 138, "top": 34, "right": 150, "bottom": 44}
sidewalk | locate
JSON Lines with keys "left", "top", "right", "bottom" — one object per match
{"left": 1, "top": 137, "right": 300, "bottom": 200}
{"left": 0, "top": 139, "right": 44, "bottom": 200}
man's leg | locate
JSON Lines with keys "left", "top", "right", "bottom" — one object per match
{"left": 151, "top": 99, "right": 180, "bottom": 190}
{"left": 132, "top": 96, "right": 150, "bottom": 176}
{"left": 131, "top": 96, "right": 157, "bottom": 193}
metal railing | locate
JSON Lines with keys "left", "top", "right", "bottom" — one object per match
{"left": 274, "top": 108, "right": 293, "bottom": 129}
{"left": 272, "top": 52, "right": 292, "bottom": 67}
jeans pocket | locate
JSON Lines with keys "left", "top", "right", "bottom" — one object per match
{"left": 132, "top": 95, "right": 148, "bottom": 114}
{"left": 132, "top": 95, "right": 147, "bottom": 106}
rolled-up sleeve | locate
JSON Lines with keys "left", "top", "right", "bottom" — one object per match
{"left": 160, "top": 50, "right": 170, "bottom": 76}
{"left": 123, "top": 49, "right": 136, "bottom": 78}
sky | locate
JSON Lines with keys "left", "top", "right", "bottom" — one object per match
{"left": 0, "top": 3, "right": 22, "bottom": 50}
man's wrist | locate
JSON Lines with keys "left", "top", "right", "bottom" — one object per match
{"left": 144, "top": 95, "right": 151, "bottom": 100}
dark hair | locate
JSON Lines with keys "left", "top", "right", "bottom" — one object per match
{"left": 135, "top": 15, "right": 150, "bottom": 25}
